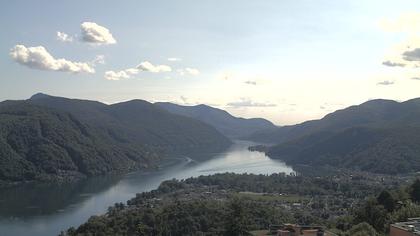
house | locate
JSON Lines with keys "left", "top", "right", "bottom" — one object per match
{"left": 390, "top": 218, "right": 420, "bottom": 236}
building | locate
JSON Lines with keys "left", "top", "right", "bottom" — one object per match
{"left": 390, "top": 218, "right": 420, "bottom": 236}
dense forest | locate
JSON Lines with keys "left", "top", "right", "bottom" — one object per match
{"left": 0, "top": 94, "right": 232, "bottom": 185}
{"left": 61, "top": 172, "right": 420, "bottom": 235}
{"left": 156, "top": 102, "right": 276, "bottom": 139}
{"left": 246, "top": 98, "right": 420, "bottom": 174}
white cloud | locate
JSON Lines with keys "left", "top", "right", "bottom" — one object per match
{"left": 56, "top": 31, "right": 73, "bottom": 42}
{"left": 168, "top": 57, "right": 182, "bottom": 62}
{"left": 104, "top": 61, "right": 171, "bottom": 80}
{"left": 10, "top": 45, "right": 95, "bottom": 73}
{"left": 81, "top": 22, "right": 116, "bottom": 45}
{"left": 177, "top": 67, "right": 200, "bottom": 76}
{"left": 137, "top": 61, "right": 172, "bottom": 73}
{"left": 104, "top": 69, "right": 137, "bottom": 81}
{"left": 92, "top": 55, "right": 105, "bottom": 65}
{"left": 227, "top": 98, "right": 277, "bottom": 108}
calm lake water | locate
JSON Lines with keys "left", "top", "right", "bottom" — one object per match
{"left": 0, "top": 141, "right": 293, "bottom": 236}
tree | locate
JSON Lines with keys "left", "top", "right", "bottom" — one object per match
{"left": 377, "top": 190, "right": 396, "bottom": 212}
{"left": 354, "top": 198, "right": 388, "bottom": 233}
{"left": 347, "top": 222, "right": 378, "bottom": 236}
{"left": 224, "top": 198, "right": 250, "bottom": 236}
{"left": 410, "top": 179, "right": 420, "bottom": 203}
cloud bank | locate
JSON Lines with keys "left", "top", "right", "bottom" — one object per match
{"left": 10, "top": 45, "right": 94, "bottom": 73}
{"left": 81, "top": 22, "right": 116, "bottom": 45}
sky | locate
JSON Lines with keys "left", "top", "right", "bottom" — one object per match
{"left": 1, "top": 0, "right": 420, "bottom": 125}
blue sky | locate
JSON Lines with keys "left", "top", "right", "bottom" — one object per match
{"left": 1, "top": 0, "right": 420, "bottom": 124}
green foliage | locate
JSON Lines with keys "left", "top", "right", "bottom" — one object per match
{"left": 0, "top": 93, "right": 232, "bottom": 184}
{"left": 224, "top": 198, "right": 251, "bottom": 236}
{"left": 62, "top": 172, "right": 398, "bottom": 235}
{"left": 347, "top": 222, "right": 379, "bottom": 236}
{"left": 410, "top": 179, "right": 420, "bottom": 203}
{"left": 377, "top": 190, "right": 396, "bottom": 212}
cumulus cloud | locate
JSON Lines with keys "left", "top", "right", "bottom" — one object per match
{"left": 244, "top": 80, "right": 257, "bottom": 85}
{"left": 227, "top": 98, "right": 277, "bottom": 108}
{"left": 81, "top": 22, "right": 116, "bottom": 45}
{"left": 104, "top": 69, "right": 137, "bottom": 80}
{"left": 377, "top": 80, "right": 395, "bottom": 86}
{"left": 137, "top": 61, "right": 172, "bottom": 73}
{"left": 56, "top": 31, "right": 73, "bottom": 42}
{"left": 104, "top": 61, "right": 172, "bottom": 80}
{"left": 10, "top": 45, "right": 94, "bottom": 73}
{"left": 168, "top": 57, "right": 182, "bottom": 62}
{"left": 177, "top": 67, "right": 200, "bottom": 76}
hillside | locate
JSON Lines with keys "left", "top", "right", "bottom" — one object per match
{"left": 0, "top": 94, "right": 232, "bottom": 184}
{"left": 30, "top": 93, "right": 231, "bottom": 154}
{"left": 262, "top": 98, "right": 420, "bottom": 174}
{"left": 248, "top": 98, "right": 420, "bottom": 143}
{"left": 155, "top": 102, "right": 276, "bottom": 138}
{"left": 0, "top": 101, "right": 157, "bottom": 183}
{"left": 267, "top": 126, "right": 420, "bottom": 174}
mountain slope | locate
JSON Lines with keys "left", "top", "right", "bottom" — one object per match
{"left": 263, "top": 98, "right": 420, "bottom": 174}
{"left": 249, "top": 98, "right": 420, "bottom": 144}
{"left": 0, "top": 101, "right": 157, "bottom": 183}
{"left": 267, "top": 126, "right": 420, "bottom": 174}
{"left": 30, "top": 93, "right": 231, "bottom": 154}
{"left": 155, "top": 102, "right": 276, "bottom": 138}
{"left": 0, "top": 94, "right": 232, "bottom": 184}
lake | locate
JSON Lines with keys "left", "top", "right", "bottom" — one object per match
{"left": 0, "top": 141, "right": 293, "bottom": 236}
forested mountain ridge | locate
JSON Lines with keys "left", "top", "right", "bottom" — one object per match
{"left": 261, "top": 98, "right": 420, "bottom": 174}
{"left": 0, "top": 94, "right": 232, "bottom": 184}
{"left": 0, "top": 100, "right": 157, "bottom": 183}
{"left": 248, "top": 98, "right": 420, "bottom": 144}
{"left": 30, "top": 93, "right": 231, "bottom": 154}
{"left": 155, "top": 102, "right": 276, "bottom": 138}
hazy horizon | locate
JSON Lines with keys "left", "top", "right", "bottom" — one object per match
{"left": 2, "top": 0, "right": 420, "bottom": 125}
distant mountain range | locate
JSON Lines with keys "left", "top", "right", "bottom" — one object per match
{"left": 257, "top": 98, "right": 420, "bottom": 174}
{"left": 155, "top": 102, "right": 276, "bottom": 139}
{"left": 3, "top": 92, "right": 420, "bottom": 183}
{"left": 0, "top": 93, "right": 231, "bottom": 184}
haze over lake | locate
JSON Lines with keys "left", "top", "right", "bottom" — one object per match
{"left": 0, "top": 141, "right": 293, "bottom": 236}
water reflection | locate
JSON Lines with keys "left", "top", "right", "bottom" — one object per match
{"left": 0, "top": 141, "right": 293, "bottom": 236}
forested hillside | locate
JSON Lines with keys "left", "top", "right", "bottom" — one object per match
{"left": 0, "top": 94, "right": 232, "bottom": 184}
{"left": 156, "top": 102, "right": 276, "bottom": 139}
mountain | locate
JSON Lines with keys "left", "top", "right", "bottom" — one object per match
{"left": 0, "top": 94, "right": 231, "bottom": 184}
{"left": 263, "top": 98, "right": 420, "bottom": 174}
{"left": 249, "top": 98, "right": 420, "bottom": 144}
{"left": 155, "top": 102, "right": 276, "bottom": 139}
{"left": 0, "top": 100, "right": 157, "bottom": 183}
{"left": 29, "top": 94, "right": 231, "bottom": 154}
